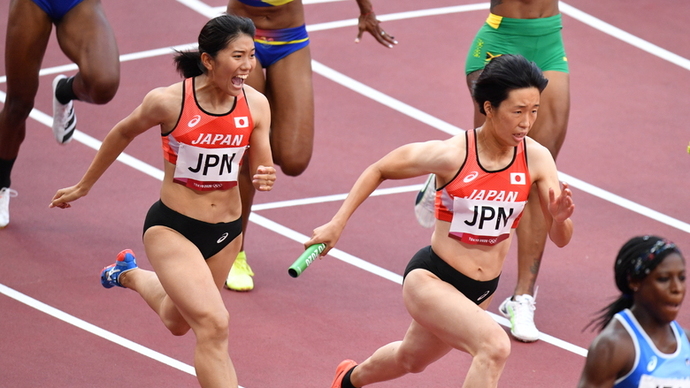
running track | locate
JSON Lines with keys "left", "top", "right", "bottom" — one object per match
{"left": 0, "top": 0, "right": 689, "bottom": 386}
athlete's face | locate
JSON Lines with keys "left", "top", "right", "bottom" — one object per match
{"left": 632, "top": 253, "right": 686, "bottom": 323}
{"left": 487, "top": 87, "right": 540, "bottom": 146}
{"left": 207, "top": 34, "right": 256, "bottom": 96}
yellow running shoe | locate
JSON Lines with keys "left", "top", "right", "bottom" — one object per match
{"left": 225, "top": 251, "right": 254, "bottom": 291}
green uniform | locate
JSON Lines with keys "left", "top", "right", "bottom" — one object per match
{"left": 466, "top": 13, "right": 569, "bottom": 74}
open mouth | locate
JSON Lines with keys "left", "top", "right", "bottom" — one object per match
{"left": 665, "top": 301, "right": 683, "bottom": 314}
{"left": 232, "top": 74, "right": 248, "bottom": 87}
{"left": 513, "top": 132, "right": 527, "bottom": 141}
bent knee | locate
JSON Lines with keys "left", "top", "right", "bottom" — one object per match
{"left": 163, "top": 318, "right": 191, "bottom": 336}
{"left": 271, "top": 137, "right": 313, "bottom": 176}
{"left": 276, "top": 157, "right": 311, "bottom": 177}
{"left": 194, "top": 310, "right": 231, "bottom": 341}
{"left": 168, "top": 323, "right": 191, "bottom": 337}
{"left": 84, "top": 76, "right": 119, "bottom": 105}
{"left": 493, "top": 337, "right": 511, "bottom": 362}
{"left": 477, "top": 331, "right": 511, "bottom": 366}
{"left": 3, "top": 98, "right": 35, "bottom": 120}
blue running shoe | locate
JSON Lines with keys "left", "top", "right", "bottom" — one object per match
{"left": 100, "top": 249, "right": 138, "bottom": 288}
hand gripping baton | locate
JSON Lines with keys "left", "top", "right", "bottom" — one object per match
{"left": 288, "top": 243, "right": 327, "bottom": 278}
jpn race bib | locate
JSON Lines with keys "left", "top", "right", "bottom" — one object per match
{"left": 174, "top": 144, "right": 246, "bottom": 190}
{"left": 449, "top": 197, "right": 525, "bottom": 245}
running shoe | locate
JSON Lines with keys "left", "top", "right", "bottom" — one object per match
{"left": 331, "top": 359, "right": 357, "bottom": 388}
{"left": 0, "top": 187, "right": 18, "bottom": 228}
{"left": 52, "top": 75, "right": 77, "bottom": 145}
{"left": 225, "top": 251, "right": 254, "bottom": 291}
{"left": 498, "top": 294, "right": 540, "bottom": 342}
{"left": 414, "top": 173, "right": 436, "bottom": 228}
{"left": 100, "top": 249, "right": 138, "bottom": 289}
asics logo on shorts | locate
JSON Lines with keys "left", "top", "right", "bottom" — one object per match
{"left": 217, "top": 232, "right": 229, "bottom": 243}
{"left": 477, "top": 290, "right": 490, "bottom": 302}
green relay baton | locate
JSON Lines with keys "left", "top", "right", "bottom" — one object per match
{"left": 288, "top": 243, "right": 326, "bottom": 278}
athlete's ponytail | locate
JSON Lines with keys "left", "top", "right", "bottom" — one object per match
{"left": 174, "top": 13, "right": 256, "bottom": 78}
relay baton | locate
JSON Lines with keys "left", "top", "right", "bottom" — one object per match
{"left": 288, "top": 243, "right": 327, "bottom": 278}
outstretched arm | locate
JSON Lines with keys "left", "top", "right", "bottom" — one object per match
{"left": 304, "top": 161, "right": 384, "bottom": 255}
{"left": 354, "top": 0, "right": 397, "bottom": 48}
{"left": 50, "top": 87, "right": 174, "bottom": 208}
{"left": 305, "top": 139, "right": 455, "bottom": 254}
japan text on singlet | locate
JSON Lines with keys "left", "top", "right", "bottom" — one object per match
{"left": 162, "top": 77, "right": 253, "bottom": 191}
{"left": 435, "top": 129, "right": 531, "bottom": 245}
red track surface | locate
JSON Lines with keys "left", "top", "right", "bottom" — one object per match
{"left": 1, "top": 0, "right": 689, "bottom": 386}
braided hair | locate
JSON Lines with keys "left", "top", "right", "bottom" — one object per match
{"left": 585, "top": 235, "right": 682, "bottom": 332}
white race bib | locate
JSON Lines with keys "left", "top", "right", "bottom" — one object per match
{"left": 449, "top": 197, "right": 525, "bottom": 244}
{"left": 174, "top": 144, "right": 246, "bottom": 183}
{"left": 639, "top": 375, "right": 690, "bottom": 388}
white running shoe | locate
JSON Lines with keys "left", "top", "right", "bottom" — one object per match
{"left": 0, "top": 187, "right": 18, "bottom": 228}
{"left": 414, "top": 173, "right": 436, "bottom": 228}
{"left": 499, "top": 294, "right": 540, "bottom": 342}
{"left": 52, "top": 75, "right": 77, "bottom": 145}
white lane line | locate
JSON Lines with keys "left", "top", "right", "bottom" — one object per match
{"left": 4, "top": 0, "right": 689, "bottom": 370}
{"left": 0, "top": 283, "right": 198, "bottom": 376}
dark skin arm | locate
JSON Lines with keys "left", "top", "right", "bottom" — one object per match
{"left": 578, "top": 321, "right": 635, "bottom": 388}
{"left": 354, "top": 0, "right": 397, "bottom": 48}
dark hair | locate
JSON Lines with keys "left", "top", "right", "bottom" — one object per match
{"left": 174, "top": 13, "right": 256, "bottom": 78}
{"left": 473, "top": 54, "right": 549, "bottom": 115}
{"left": 584, "top": 235, "right": 682, "bottom": 332}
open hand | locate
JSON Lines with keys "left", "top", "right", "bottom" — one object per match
{"left": 356, "top": 11, "right": 398, "bottom": 48}
{"left": 548, "top": 182, "right": 574, "bottom": 223}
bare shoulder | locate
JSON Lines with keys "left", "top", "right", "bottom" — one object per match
{"left": 587, "top": 319, "right": 635, "bottom": 374}
{"left": 418, "top": 133, "right": 466, "bottom": 161}
{"left": 442, "top": 132, "right": 467, "bottom": 153}
{"left": 242, "top": 85, "right": 270, "bottom": 128}
{"left": 138, "top": 82, "right": 184, "bottom": 129}
{"left": 143, "top": 83, "right": 183, "bottom": 111}
{"left": 579, "top": 319, "right": 635, "bottom": 387}
{"left": 525, "top": 136, "right": 557, "bottom": 177}
{"left": 242, "top": 84, "right": 269, "bottom": 109}
{"left": 423, "top": 133, "right": 468, "bottom": 182}
{"left": 525, "top": 136, "right": 552, "bottom": 159}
